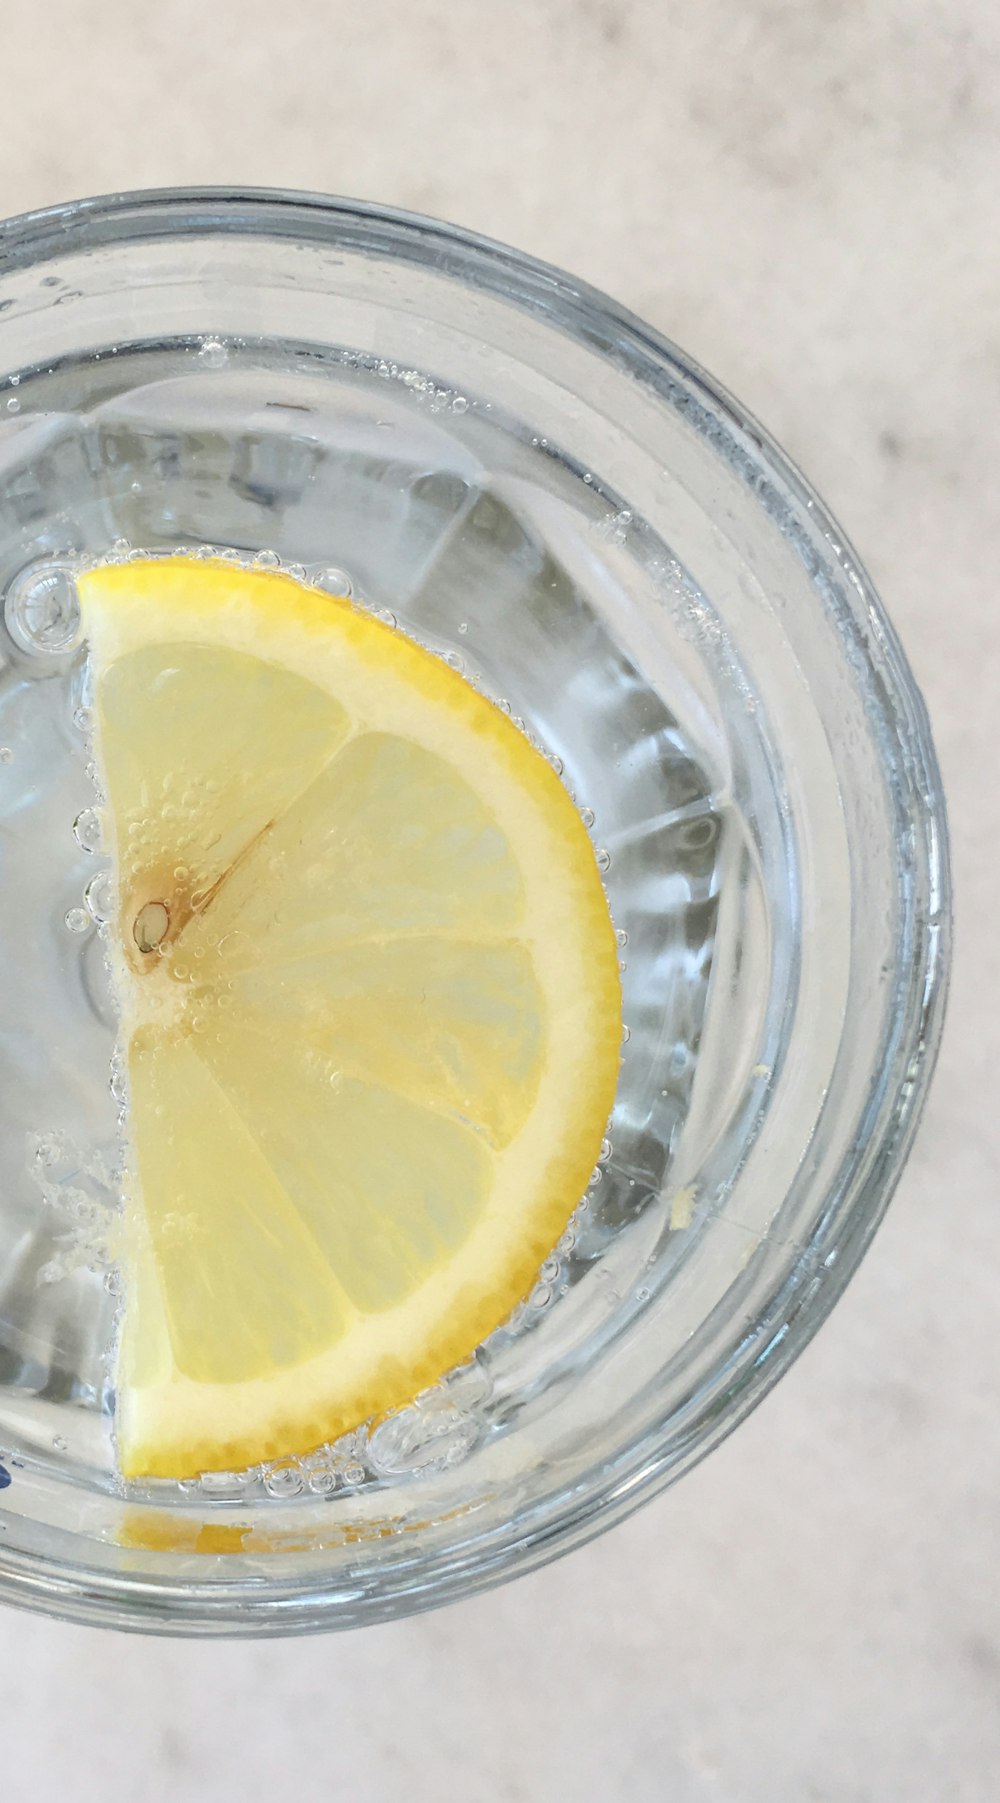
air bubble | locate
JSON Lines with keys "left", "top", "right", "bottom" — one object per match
{"left": 286, "top": 563, "right": 306, "bottom": 582}
{"left": 451, "top": 395, "right": 469, "bottom": 414}
{"left": 4, "top": 561, "right": 82, "bottom": 657}
{"left": 579, "top": 806, "right": 595, "bottom": 828}
{"left": 315, "top": 566, "right": 353, "bottom": 599}
{"left": 595, "top": 848, "right": 611, "bottom": 873}
{"left": 52, "top": 1435, "right": 68, "bottom": 1452}
{"left": 0, "top": 747, "right": 12, "bottom": 765}
{"left": 73, "top": 808, "right": 104, "bottom": 855}
{"left": 375, "top": 609, "right": 397, "bottom": 629}
{"left": 457, "top": 621, "right": 468, "bottom": 634}
{"left": 253, "top": 549, "right": 280, "bottom": 569}
{"left": 72, "top": 705, "right": 93, "bottom": 733}
{"left": 6, "top": 397, "right": 19, "bottom": 414}
{"left": 599, "top": 1137, "right": 612, "bottom": 1163}
{"left": 341, "top": 1462, "right": 366, "bottom": 1487}
{"left": 621, "top": 1023, "right": 631, "bottom": 1044}
{"left": 306, "top": 1467, "right": 338, "bottom": 1496}
{"left": 557, "top": 1221, "right": 578, "bottom": 1255}
{"left": 263, "top": 1461, "right": 304, "bottom": 1498}
{"left": 198, "top": 1470, "right": 247, "bottom": 1498}
{"left": 445, "top": 651, "right": 465, "bottom": 673}
{"left": 198, "top": 337, "right": 228, "bottom": 369}
{"left": 615, "top": 928, "right": 628, "bottom": 948}
{"left": 84, "top": 871, "right": 114, "bottom": 924}
{"left": 64, "top": 907, "right": 90, "bottom": 934}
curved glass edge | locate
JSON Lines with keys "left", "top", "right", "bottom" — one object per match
{"left": 0, "top": 187, "right": 952, "bottom": 1634}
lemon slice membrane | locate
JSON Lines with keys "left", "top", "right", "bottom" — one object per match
{"left": 78, "top": 556, "right": 621, "bottom": 1480}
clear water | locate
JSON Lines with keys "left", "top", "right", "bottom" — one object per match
{"left": 0, "top": 341, "right": 736, "bottom": 1501}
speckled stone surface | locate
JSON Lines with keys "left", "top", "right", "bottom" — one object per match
{"left": 0, "top": 4, "right": 996, "bottom": 1798}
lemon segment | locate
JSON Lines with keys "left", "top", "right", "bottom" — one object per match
{"left": 78, "top": 557, "right": 621, "bottom": 1478}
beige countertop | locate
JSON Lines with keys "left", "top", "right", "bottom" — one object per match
{"left": 0, "top": 3, "right": 996, "bottom": 1798}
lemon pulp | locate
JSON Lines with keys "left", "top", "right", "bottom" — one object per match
{"left": 78, "top": 557, "right": 621, "bottom": 1479}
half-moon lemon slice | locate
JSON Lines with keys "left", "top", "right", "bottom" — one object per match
{"left": 78, "top": 556, "right": 621, "bottom": 1479}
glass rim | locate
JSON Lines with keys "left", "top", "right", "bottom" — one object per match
{"left": 0, "top": 186, "right": 952, "bottom": 1634}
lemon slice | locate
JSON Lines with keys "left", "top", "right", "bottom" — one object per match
{"left": 78, "top": 556, "right": 621, "bottom": 1479}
